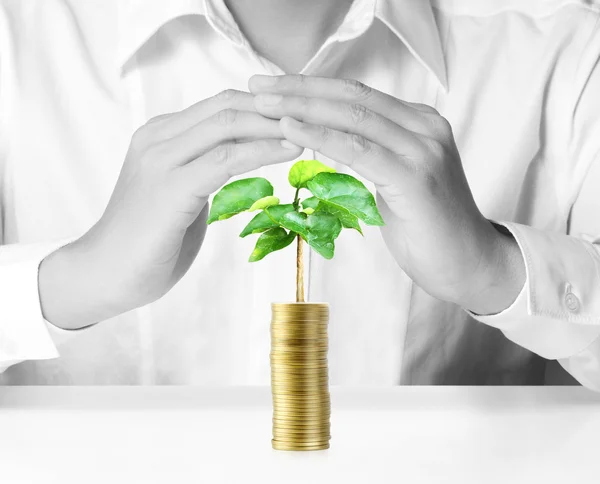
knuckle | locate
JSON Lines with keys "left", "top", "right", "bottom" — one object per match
{"left": 131, "top": 126, "right": 151, "bottom": 151}
{"left": 316, "top": 124, "right": 330, "bottom": 142}
{"left": 432, "top": 115, "right": 453, "bottom": 138}
{"left": 215, "top": 108, "right": 238, "bottom": 128}
{"left": 146, "top": 113, "right": 172, "bottom": 126}
{"left": 347, "top": 103, "right": 372, "bottom": 126}
{"left": 287, "top": 74, "right": 306, "bottom": 88}
{"left": 214, "top": 142, "right": 235, "bottom": 165}
{"left": 343, "top": 79, "right": 372, "bottom": 99}
{"left": 415, "top": 103, "right": 439, "bottom": 115}
{"left": 142, "top": 142, "right": 169, "bottom": 163}
{"left": 349, "top": 133, "right": 372, "bottom": 155}
{"left": 296, "top": 95, "right": 310, "bottom": 111}
{"left": 214, "top": 88, "right": 239, "bottom": 104}
{"left": 423, "top": 137, "right": 447, "bottom": 160}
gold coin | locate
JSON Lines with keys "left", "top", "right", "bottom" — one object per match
{"left": 271, "top": 324, "right": 327, "bottom": 328}
{"left": 273, "top": 432, "right": 331, "bottom": 440}
{"left": 270, "top": 366, "right": 328, "bottom": 370}
{"left": 273, "top": 414, "right": 330, "bottom": 421}
{"left": 272, "top": 437, "right": 331, "bottom": 444}
{"left": 270, "top": 356, "right": 328, "bottom": 360}
{"left": 273, "top": 412, "right": 330, "bottom": 418}
{"left": 273, "top": 400, "right": 330, "bottom": 407}
{"left": 272, "top": 400, "right": 330, "bottom": 406}
{"left": 273, "top": 408, "right": 330, "bottom": 413}
{"left": 272, "top": 445, "right": 329, "bottom": 451}
{"left": 270, "top": 366, "right": 328, "bottom": 371}
{"left": 273, "top": 421, "right": 330, "bottom": 429}
{"left": 271, "top": 337, "right": 328, "bottom": 343}
{"left": 272, "top": 443, "right": 329, "bottom": 451}
{"left": 271, "top": 387, "right": 329, "bottom": 394}
{"left": 272, "top": 438, "right": 330, "bottom": 446}
{"left": 272, "top": 441, "right": 330, "bottom": 448}
{"left": 272, "top": 398, "right": 330, "bottom": 405}
{"left": 271, "top": 379, "right": 329, "bottom": 384}
{"left": 270, "top": 334, "right": 328, "bottom": 340}
{"left": 272, "top": 434, "right": 331, "bottom": 442}
{"left": 271, "top": 388, "right": 328, "bottom": 395}
{"left": 271, "top": 377, "right": 328, "bottom": 381}
{"left": 270, "top": 354, "right": 327, "bottom": 358}
{"left": 272, "top": 397, "right": 330, "bottom": 403}
{"left": 273, "top": 398, "right": 330, "bottom": 404}
{"left": 273, "top": 410, "right": 330, "bottom": 417}
{"left": 272, "top": 391, "right": 329, "bottom": 397}
{"left": 272, "top": 435, "right": 331, "bottom": 443}
{"left": 271, "top": 322, "right": 327, "bottom": 326}
{"left": 273, "top": 420, "right": 330, "bottom": 427}
{"left": 273, "top": 428, "right": 330, "bottom": 435}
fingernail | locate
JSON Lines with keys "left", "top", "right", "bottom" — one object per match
{"left": 256, "top": 93, "right": 282, "bottom": 106}
{"left": 252, "top": 75, "right": 278, "bottom": 87}
{"left": 281, "top": 140, "right": 300, "bottom": 150}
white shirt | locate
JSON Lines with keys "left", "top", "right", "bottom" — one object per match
{"left": 1, "top": 0, "right": 600, "bottom": 388}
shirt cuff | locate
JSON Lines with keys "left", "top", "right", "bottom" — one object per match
{"left": 0, "top": 236, "right": 80, "bottom": 369}
{"left": 464, "top": 220, "right": 600, "bottom": 360}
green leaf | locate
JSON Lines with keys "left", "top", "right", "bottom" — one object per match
{"left": 316, "top": 201, "right": 363, "bottom": 236}
{"left": 248, "top": 195, "right": 280, "bottom": 212}
{"left": 303, "top": 195, "right": 362, "bottom": 234}
{"left": 248, "top": 227, "right": 296, "bottom": 262}
{"left": 207, "top": 177, "right": 273, "bottom": 224}
{"left": 288, "top": 159, "right": 336, "bottom": 189}
{"left": 306, "top": 172, "right": 385, "bottom": 226}
{"left": 239, "top": 204, "right": 295, "bottom": 238}
{"left": 301, "top": 196, "right": 320, "bottom": 210}
{"left": 302, "top": 207, "right": 315, "bottom": 215}
{"left": 280, "top": 211, "right": 309, "bottom": 240}
{"left": 305, "top": 211, "right": 342, "bottom": 259}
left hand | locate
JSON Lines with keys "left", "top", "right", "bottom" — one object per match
{"left": 248, "top": 74, "right": 525, "bottom": 313}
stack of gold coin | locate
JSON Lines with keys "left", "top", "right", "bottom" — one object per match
{"left": 270, "top": 302, "right": 331, "bottom": 451}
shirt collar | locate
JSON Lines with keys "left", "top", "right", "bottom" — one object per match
{"left": 117, "top": 0, "right": 448, "bottom": 90}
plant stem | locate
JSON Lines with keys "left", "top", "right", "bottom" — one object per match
{"left": 296, "top": 233, "right": 304, "bottom": 302}
{"left": 292, "top": 187, "right": 300, "bottom": 210}
{"left": 293, "top": 187, "right": 304, "bottom": 302}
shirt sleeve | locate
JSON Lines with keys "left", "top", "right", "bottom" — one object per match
{"left": 464, "top": 14, "right": 600, "bottom": 391}
{"left": 0, "top": 237, "right": 85, "bottom": 374}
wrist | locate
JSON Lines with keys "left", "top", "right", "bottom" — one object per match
{"left": 457, "top": 220, "right": 526, "bottom": 315}
{"left": 38, "top": 230, "right": 139, "bottom": 330}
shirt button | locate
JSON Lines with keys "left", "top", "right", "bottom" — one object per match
{"left": 565, "top": 291, "right": 580, "bottom": 312}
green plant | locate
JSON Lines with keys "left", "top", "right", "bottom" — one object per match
{"left": 206, "top": 159, "right": 385, "bottom": 301}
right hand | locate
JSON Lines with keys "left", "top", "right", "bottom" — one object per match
{"left": 65, "top": 89, "right": 304, "bottom": 310}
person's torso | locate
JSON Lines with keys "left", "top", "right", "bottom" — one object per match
{"left": 1, "top": 0, "right": 595, "bottom": 384}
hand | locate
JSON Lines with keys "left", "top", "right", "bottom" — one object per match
{"left": 39, "top": 89, "right": 303, "bottom": 328}
{"left": 248, "top": 74, "right": 525, "bottom": 313}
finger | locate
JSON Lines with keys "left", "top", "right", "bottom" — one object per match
{"left": 147, "top": 89, "right": 259, "bottom": 139}
{"left": 178, "top": 138, "right": 304, "bottom": 196}
{"left": 249, "top": 74, "right": 437, "bottom": 132}
{"left": 254, "top": 94, "right": 426, "bottom": 156}
{"left": 160, "top": 109, "right": 285, "bottom": 166}
{"left": 278, "top": 116, "right": 407, "bottom": 188}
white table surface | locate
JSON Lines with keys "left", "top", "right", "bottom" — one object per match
{"left": 1, "top": 386, "right": 599, "bottom": 483}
